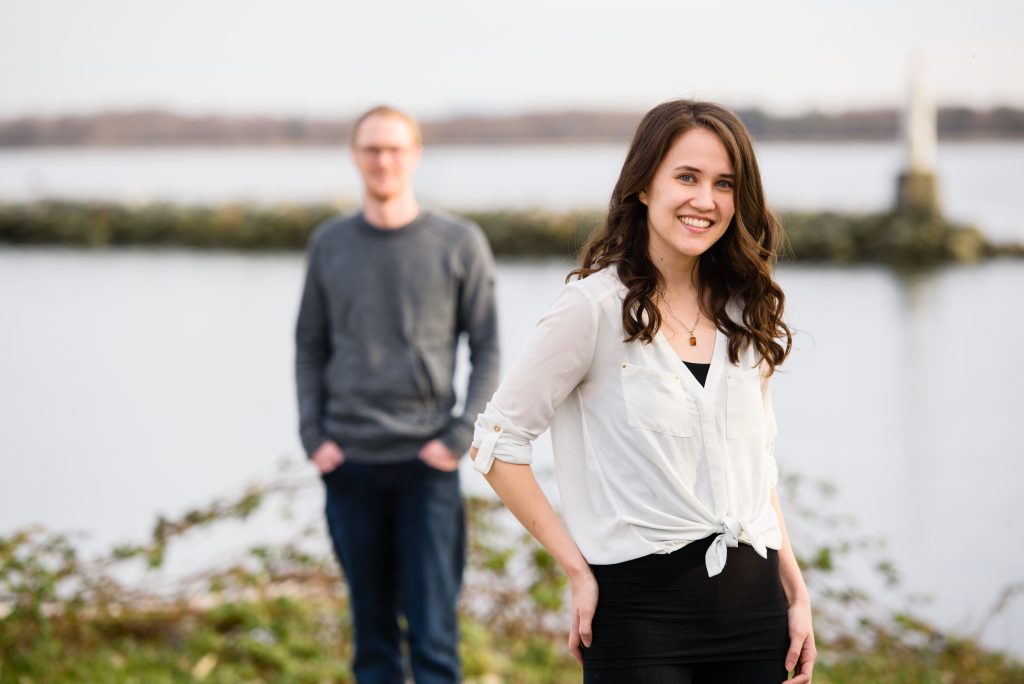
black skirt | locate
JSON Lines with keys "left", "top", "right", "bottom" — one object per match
{"left": 582, "top": 534, "right": 790, "bottom": 670}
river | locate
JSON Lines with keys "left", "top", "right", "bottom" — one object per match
{"left": 0, "top": 249, "right": 1021, "bottom": 656}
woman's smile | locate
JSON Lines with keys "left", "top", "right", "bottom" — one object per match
{"left": 678, "top": 214, "right": 714, "bottom": 232}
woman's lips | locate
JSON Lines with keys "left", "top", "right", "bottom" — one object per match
{"left": 678, "top": 215, "right": 713, "bottom": 232}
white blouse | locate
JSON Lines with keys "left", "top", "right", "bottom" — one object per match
{"left": 472, "top": 268, "right": 782, "bottom": 576}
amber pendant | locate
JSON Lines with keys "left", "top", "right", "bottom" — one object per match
{"left": 689, "top": 335, "right": 697, "bottom": 346}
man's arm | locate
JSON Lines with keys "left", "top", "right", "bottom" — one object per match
{"left": 438, "top": 224, "right": 500, "bottom": 457}
{"left": 295, "top": 229, "right": 331, "bottom": 458}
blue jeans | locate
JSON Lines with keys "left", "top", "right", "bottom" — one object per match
{"left": 323, "top": 459, "right": 465, "bottom": 684}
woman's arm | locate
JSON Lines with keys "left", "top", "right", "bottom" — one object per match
{"left": 771, "top": 487, "right": 817, "bottom": 683}
{"left": 470, "top": 450, "right": 598, "bottom": 664}
{"left": 468, "top": 282, "right": 601, "bottom": 665}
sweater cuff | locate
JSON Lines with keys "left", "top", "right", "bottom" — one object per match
{"left": 301, "top": 429, "right": 328, "bottom": 459}
{"left": 439, "top": 419, "right": 474, "bottom": 458}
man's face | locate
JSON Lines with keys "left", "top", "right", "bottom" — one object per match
{"left": 351, "top": 114, "right": 421, "bottom": 202}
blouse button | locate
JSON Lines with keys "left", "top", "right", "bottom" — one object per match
{"left": 621, "top": 363, "right": 627, "bottom": 368}
{"left": 727, "top": 373, "right": 733, "bottom": 380}
{"left": 492, "top": 425, "right": 501, "bottom": 432}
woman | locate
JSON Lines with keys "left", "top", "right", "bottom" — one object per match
{"left": 470, "top": 100, "right": 815, "bottom": 683}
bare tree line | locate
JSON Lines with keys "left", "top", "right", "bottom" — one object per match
{"left": 1, "top": 106, "right": 1022, "bottom": 147}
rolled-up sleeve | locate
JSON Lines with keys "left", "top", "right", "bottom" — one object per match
{"left": 472, "top": 282, "right": 598, "bottom": 474}
{"left": 472, "top": 403, "right": 534, "bottom": 474}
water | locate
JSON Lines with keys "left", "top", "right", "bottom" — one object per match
{"left": 0, "top": 249, "right": 1021, "bottom": 656}
{"left": 0, "top": 141, "right": 1022, "bottom": 242}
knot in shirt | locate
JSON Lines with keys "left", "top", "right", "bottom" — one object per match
{"left": 704, "top": 514, "right": 769, "bottom": 577}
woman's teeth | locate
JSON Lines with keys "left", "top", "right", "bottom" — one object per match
{"left": 679, "top": 216, "right": 712, "bottom": 229}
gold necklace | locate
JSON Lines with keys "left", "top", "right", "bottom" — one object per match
{"left": 683, "top": 311, "right": 700, "bottom": 347}
{"left": 663, "top": 298, "right": 701, "bottom": 347}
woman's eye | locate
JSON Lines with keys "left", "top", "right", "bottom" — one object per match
{"left": 678, "top": 174, "right": 695, "bottom": 183}
{"left": 715, "top": 179, "right": 734, "bottom": 189}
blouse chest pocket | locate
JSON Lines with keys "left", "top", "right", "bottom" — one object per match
{"left": 620, "top": 364, "right": 698, "bottom": 438}
{"left": 726, "top": 368, "right": 765, "bottom": 438}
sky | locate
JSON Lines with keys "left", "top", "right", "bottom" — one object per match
{"left": 1, "top": 0, "right": 1021, "bottom": 120}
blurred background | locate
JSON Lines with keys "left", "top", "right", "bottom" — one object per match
{"left": 1, "top": 0, "right": 1023, "bottom": 680}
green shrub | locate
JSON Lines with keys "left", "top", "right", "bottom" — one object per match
{"left": 1, "top": 468, "right": 1021, "bottom": 683}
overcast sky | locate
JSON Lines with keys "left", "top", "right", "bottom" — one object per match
{"left": 2, "top": 0, "right": 1021, "bottom": 119}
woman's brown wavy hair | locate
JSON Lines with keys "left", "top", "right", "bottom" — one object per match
{"left": 569, "top": 100, "right": 792, "bottom": 373}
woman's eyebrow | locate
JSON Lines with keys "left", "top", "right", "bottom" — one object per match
{"left": 672, "top": 164, "right": 734, "bottom": 179}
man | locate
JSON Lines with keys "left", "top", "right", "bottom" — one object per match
{"left": 295, "top": 106, "right": 500, "bottom": 684}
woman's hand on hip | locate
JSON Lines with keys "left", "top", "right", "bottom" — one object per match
{"left": 568, "top": 568, "right": 598, "bottom": 666}
{"left": 784, "top": 597, "right": 816, "bottom": 683}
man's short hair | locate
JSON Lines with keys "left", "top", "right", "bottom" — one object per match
{"left": 350, "top": 106, "right": 422, "bottom": 146}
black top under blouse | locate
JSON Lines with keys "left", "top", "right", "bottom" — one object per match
{"left": 682, "top": 360, "right": 710, "bottom": 387}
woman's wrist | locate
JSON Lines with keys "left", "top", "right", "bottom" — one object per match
{"left": 781, "top": 568, "right": 810, "bottom": 607}
{"left": 564, "top": 558, "right": 593, "bottom": 584}
{"left": 786, "top": 589, "right": 811, "bottom": 608}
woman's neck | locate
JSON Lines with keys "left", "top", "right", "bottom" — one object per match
{"left": 653, "top": 256, "right": 716, "bottom": 362}
{"left": 653, "top": 253, "right": 700, "bottom": 303}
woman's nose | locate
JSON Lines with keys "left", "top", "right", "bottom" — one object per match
{"left": 691, "top": 183, "right": 715, "bottom": 210}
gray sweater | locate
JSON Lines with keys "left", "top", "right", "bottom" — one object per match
{"left": 295, "top": 210, "right": 500, "bottom": 463}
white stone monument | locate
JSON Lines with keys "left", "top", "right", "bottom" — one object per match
{"left": 896, "top": 60, "right": 940, "bottom": 214}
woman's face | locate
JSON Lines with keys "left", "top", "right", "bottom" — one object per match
{"left": 640, "top": 127, "right": 736, "bottom": 267}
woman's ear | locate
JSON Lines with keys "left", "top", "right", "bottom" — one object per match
{"left": 639, "top": 189, "right": 648, "bottom": 206}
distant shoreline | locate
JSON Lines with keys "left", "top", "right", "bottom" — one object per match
{"left": 2, "top": 106, "right": 1023, "bottom": 147}
{"left": 5, "top": 138, "right": 1024, "bottom": 151}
